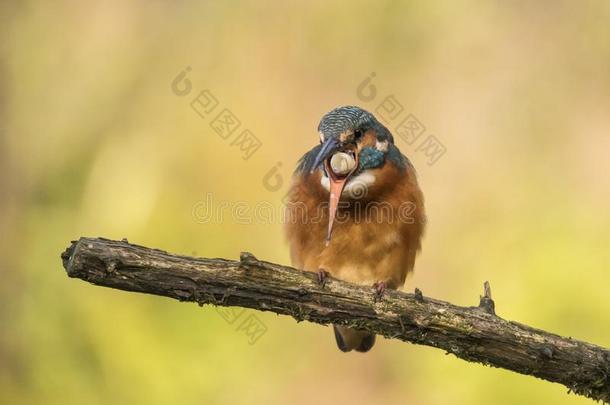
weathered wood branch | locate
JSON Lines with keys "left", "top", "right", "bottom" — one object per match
{"left": 61, "top": 237, "right": 610, "bottom": 403}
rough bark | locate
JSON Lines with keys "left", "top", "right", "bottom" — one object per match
{"left": 61, "top": 237, "right": 609, "bottom": 403}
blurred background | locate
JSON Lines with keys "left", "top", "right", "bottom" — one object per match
{"left": 1, "top": 1, "right": 609, "bottom": 404}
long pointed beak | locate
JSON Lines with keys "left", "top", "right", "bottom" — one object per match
{"left": 309, "top": 137, "right": 339, "bottom": 174}
{"left": 324, "top": 153, "right": 359, "bottom": 246}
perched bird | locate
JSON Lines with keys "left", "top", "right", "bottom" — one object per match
{"left": 284, "top": 106, "right": 425, "bottom": 352}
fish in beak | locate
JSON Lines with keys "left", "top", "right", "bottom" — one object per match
{"left": 310, "top": 137, "right": 359, "bottom": 245}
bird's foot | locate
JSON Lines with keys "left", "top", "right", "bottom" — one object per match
{"left": 317, "top": 269, "right": 329, "bottom": 287}
{"left": 373, "top": 281, "right": 387, "bottom": 301}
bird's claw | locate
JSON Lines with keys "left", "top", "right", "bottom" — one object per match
{"left": 373, "top": 281, "right": 387, "bottom": 301}
{"left": 317, "top": 269, "right": 329, "bottom": 287}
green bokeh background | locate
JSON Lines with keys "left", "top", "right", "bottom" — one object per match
{"left": 1, "top": 1, "right": 609, "bottom": 404}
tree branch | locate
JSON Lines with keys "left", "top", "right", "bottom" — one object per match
{"left": 61, "top": 237, "right": 609, "bottom": 403}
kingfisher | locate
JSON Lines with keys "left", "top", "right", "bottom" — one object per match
{"left": 284, "top": 105, "right": 426, "bottom": 352}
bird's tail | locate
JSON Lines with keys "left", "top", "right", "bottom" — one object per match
{"left": 333, "top": 325, "right": 376, "bottom": 353}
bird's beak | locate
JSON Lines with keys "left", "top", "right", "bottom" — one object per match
{"left": 310, "top": 137, "right": 339, "bottom": 175}
{"left": 313, "top": 138, "right": 359, "bottom": 246}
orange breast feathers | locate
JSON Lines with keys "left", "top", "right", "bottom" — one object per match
{"left": 284, "top": 159, "right": 425, "bottom": 289}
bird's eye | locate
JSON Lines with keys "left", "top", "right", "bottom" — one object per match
{"left": 354, "top": 130, "right": 363, "bottom": 140}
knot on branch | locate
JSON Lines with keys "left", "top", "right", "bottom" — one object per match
{"left": 414, "top": 288, "right": 424, "bottom": 302}
{"left": 239, "top": 251, "right": 259, "bottom": 265}
{"left": 478, "top": 281, "right": 496, "bottom": 315}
